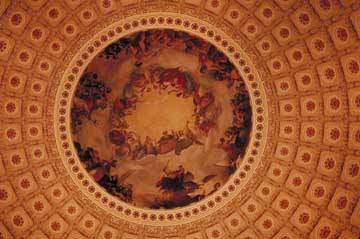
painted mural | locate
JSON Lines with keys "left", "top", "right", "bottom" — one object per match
{"left": 71, "top": 29, "right": 252, "bottom": 209}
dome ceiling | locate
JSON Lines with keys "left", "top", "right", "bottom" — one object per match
{"left": 0, "top": 0, "right": 360, "bottom": 239}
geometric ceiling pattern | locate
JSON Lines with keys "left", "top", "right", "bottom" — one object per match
{"left": 0, "top": 0, "right": 360, "bottom": 238}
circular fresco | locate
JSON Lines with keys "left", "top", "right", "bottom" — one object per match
{"left": 71, "top": 29, "right": 252, "bottom": 209}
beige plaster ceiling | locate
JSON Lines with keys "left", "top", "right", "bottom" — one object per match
{"left": 0, "top": 0, "right": 360, "bottom": 239}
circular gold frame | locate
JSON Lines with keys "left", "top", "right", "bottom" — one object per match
{"left": 54, "top": 12, "right": 268, "bottom": 226}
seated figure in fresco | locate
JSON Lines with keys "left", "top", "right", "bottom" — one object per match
{"left": 128, "top": 72, "right": 149, "bottom": 97}
{"left": 108, "top": 129, "right": 145, "bottom": 160}
{"left": 158, "top": 131, "right": 177, "bottom": 155}
{"left": 157, "top": 122, "right": 204, "bottom": 156}
{"left": 112, "top": 97, "right": 135, "bottom": 117}
{"left": 131, "top": 142, "right": 148, "bottom": 161}
{"left": 144, "top": 136, "right": 158, "bottom": 155}
{"left": 175, "top": 122, "right": 203, "bottom": 155}
{"left": 193, "top": 89, "right": 221, "bottom": 136}
{"left": 174, "top": 130, "right": 193, "bottom": 155}
{"left": 158, "top": 68, "right": 188, "bottom": 97}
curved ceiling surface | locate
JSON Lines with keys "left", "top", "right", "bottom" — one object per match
{"left": 0, "top": 0, "right": 360, "bottom": 239}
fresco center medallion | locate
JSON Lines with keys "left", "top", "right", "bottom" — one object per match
{"left": 71, "top": 29, "right": 252, "bottom": 209}
{"left": 125, "top": 89, "right": 195, "bottom": 140}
